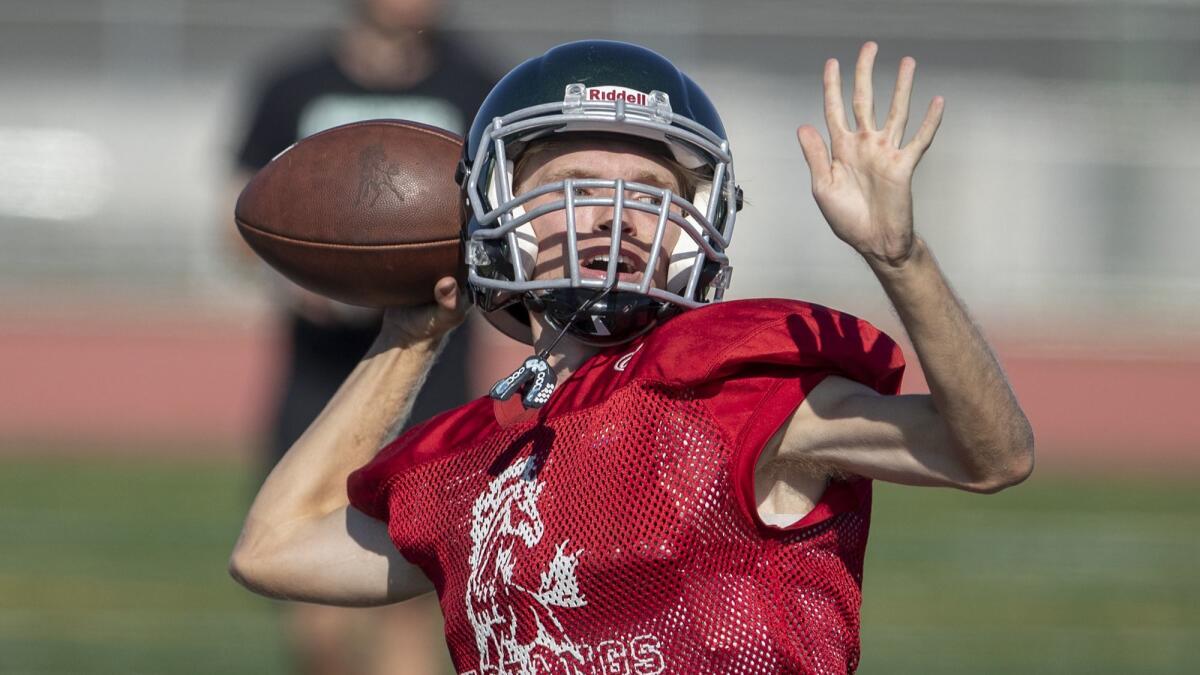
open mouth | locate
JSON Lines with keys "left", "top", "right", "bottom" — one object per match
{"left": 556, "top": 238, "right": 669, "bottom": 286}
{"left": 582, "top": 254, "right": 636, "bottom": 275}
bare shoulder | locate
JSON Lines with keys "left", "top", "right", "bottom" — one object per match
{"left": 779, "top": 374, "right": 882, "bottom": 454}
{"left": 803, "top": 373, "right": 878, "bottom": 409}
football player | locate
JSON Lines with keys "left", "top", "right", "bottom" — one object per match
{"left": 230, "top": 40, "right": 1034, "bottom": 674}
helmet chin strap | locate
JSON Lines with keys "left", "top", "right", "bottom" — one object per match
{"left": 489, "top": 284, "right": 616, "bottom": 409}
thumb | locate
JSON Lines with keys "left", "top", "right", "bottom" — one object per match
{"left": 433, "top": 276, "right": 462, "bottom": 314}
{"left": 796, "top": 125, "right": 832, "bottom": 188}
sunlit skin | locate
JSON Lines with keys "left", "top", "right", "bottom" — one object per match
{"left": 795, "top": 42, "right": 944, "bottom": 266}
{"left": 512, "top": 138, "right": 689, "bottom": 290}
{"left": 506, "top": 138, "right": 693, "bottom": 371}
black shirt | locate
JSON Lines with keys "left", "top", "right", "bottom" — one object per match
{"left": 237, "top": 33, "right": 494, "bottom": 169}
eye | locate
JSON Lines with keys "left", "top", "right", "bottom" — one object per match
{"left": 632, "top": 193, "right": 663, "bottom": 206}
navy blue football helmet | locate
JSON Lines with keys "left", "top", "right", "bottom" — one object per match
{"left": 458, "top": 40, "right": 742, "bottom": 346}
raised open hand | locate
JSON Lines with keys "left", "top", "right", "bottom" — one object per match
{"left": 796, "top": 41, "right": 944, "bottom": 267}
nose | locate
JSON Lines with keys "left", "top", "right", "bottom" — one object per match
{"left": 593, "top": 217, "right": 637, "bottom": 239}
{"left": 587, "top": 187, "right": 642, "bottom": 240}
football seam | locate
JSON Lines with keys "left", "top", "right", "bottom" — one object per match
{"left": 236, "top": 220, "right": 460, "bottom": 250}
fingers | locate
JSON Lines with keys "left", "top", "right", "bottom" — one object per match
{"left": 822, "top": 58, "right": 849, "bottom": 136}
{"left": 796, "top": 125, "right": 832, "bottom": 188}
{"left": 905, "top": 96, "right": 945, "bottom": 162}
{"left": 852, "top": 41, "right": 878, "bottom": 131}
{"left": 809, "top": 45, "right": 943, "bottom": 179}
{"left": 884, "top": 56, "right": 916, "bottom": 146}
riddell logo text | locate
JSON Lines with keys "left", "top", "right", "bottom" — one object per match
{"left": 587, "top": 87, "right": 649, "bottom": 106}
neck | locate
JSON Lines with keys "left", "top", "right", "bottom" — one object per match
{"left": 335, "top": 22, "right": 434, "bottom": 89}
{"left": 529, "top": 313, "right": 601, "bottom": 383}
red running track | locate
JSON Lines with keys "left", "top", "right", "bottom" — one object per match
{"left": 0, "top": 309, "right": 1195, "bottom": 469}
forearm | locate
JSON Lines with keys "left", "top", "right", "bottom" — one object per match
{"left": 237, "top": 326, "right": 444, "bottom": 548}
{"left": 868, "top": 237, "right": 1034, "bottom": 485}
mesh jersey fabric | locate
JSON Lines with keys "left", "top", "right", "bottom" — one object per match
{"left": 348, "top": 298, "right": 905, "bottom": 675}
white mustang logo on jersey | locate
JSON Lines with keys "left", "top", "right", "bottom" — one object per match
{"left": 465, "top": 457, "right": 587, "bottom": 674}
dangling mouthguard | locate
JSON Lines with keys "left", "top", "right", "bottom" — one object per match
{"left": 489, "top": 286, "right": 614, "bottom": 409}
{"left": 489, "top": 355, "right": 558, "bottom": 409}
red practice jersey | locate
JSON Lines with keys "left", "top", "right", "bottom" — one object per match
{"left": 348, "top": 299, "right": 905, "bottom": 674}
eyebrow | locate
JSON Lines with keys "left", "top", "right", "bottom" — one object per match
{"left": 536, "top": 167, "right": 681, "bottom": 192}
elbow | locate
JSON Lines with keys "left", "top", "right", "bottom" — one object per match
{"left": 963, "top": 435, "right": 1036, "bottom": 494}
{"left": 967, "top": 455, "right": 1033, "bottom": 494}
{"left": 228, "top": 548, "right": 258, "bottom": 592}
{"left": 228, "top": 543, "right": 279, "bottom": 598}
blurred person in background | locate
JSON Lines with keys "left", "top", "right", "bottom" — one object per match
{"left": 226, "top": 0, "right": 494, "bottom": 673}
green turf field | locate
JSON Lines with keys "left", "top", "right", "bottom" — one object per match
{"left": 0, "top": 454, "right": 1196, "bottom": 674}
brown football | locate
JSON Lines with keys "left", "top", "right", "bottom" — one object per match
{"left": 235, "top": 119, "right": 464, "bottom": 307}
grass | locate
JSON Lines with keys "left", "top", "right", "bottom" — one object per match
{"left": 0, "top": 454, "right": 1196, "bottom": 674}
{"left": 0, "top": 455, "right": 288, "bottom": 675}
{"left": 861, "top": 475, "right": 1200, "bottom": 673}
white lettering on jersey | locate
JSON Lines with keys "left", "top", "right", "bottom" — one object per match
{"left": 458, "top": 634, "right": 664, "bottom": 675}
{"left": 631, "top": 635, "right": 666, "bottom": 674}
{"left": 613, "top": 344, "right": 644, "bottom": 372}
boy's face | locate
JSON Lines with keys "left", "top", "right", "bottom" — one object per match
{"left": 512, "top": 138, "right": 688, "bottom": 291}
